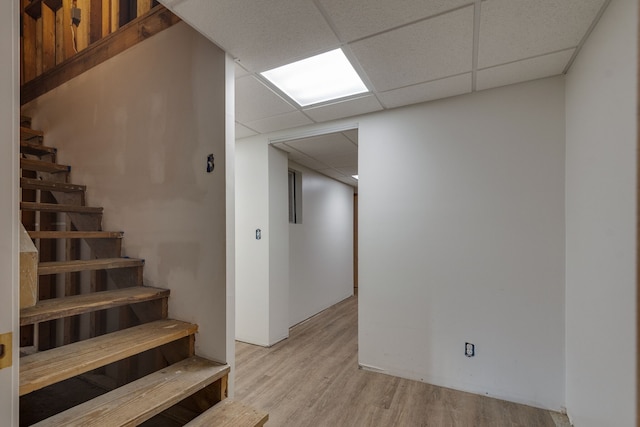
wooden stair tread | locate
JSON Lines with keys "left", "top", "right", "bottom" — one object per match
{"left": 28, "top": 230, "right": 122, "bottom": 239}
{"left": 39, "top": 258, "right": 144, "bottom": 275}
{"left": 21, "top": 177, "right": 85, "bottom": 193}
{"left": 185, "top": 400, "right": 269, "bottom": 427}
{"left": 20, "top": 157, "right": 70, "bottom": 174}
{"left": 20, "top": 319, "right": 198, "bottom": 396}
{"left": 21, "top": 126, "right": 44, "bottom": 140}
{"left": 32, "top": 357, "right": 229, "bottom": 427}
{"left": 20, "top": 140, "right": 56, "bottom": 156}
{"left": 20, "top": 286, "right": 169, "bottom": 326}
{"left": 20, "top": 202, "right": 102, "bottom": 214}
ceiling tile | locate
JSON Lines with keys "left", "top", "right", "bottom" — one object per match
{"left": 172, "top": 0, "right": 340, "bottom": 72}
{"left": 342, "top": 129, "right": 358, "bottom": 144}
{"left": 290, "top": 156, "right": 331, "bottom": 171}
{"left": 317, "top": 168, "right": 346, "bottom": 179}
{"left": 324, "top": 152, "right": 358, "bottom": 168}
{"left": 235, "top": 63, "right": 251, "bottom": 79}
{"left": 378, "top": 73, "right": 472, "bottom": 108}
{"left": 236, "top": 122, "right": 258, "bottom": 139}
{"left": 244, "top": 111, "right": 314, "bottom": 134}
{"left": 350, "top": 6, "right": 474, "bottom": 92}
{"left": 272, "top": 142, "right": 297, "bottom": 153}
{"left": 336, "top": 166, "right": 358, "bottom": 176}
{"left": 236, "top": 76, "right": 296, "bottom": 123}
{"left": 477, "top": 49, "right": 575, "bottom": 91}
{"left": 316, "top": 0, "right": 471, "bottom": 42}
{"left": 478, "top": 0, "right": 606, "bottom": 68}
{"left": 312, "top": 168, "right": 358, "bottom": 187}
{"left": 286, "top": 133, "right": 356, "bottom": 158}
{"left": 303, "top": 95, "right": 383, "bottom": 122}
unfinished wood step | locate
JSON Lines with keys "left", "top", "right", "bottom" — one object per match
{"left": 32, "top": 357, "right": 229, "bottom": 426}
{"left": 21, "top": 126, "right": 44, "bottom": 141}
{"left": 185, "top": 400, "right": 269, "bottom": 427}
{"left": 20, "top": 319, "right": 199, "bottom": 396}
{"left": 39, "top": 258, "right": 144, "bottom": 275}
{"left": 21, "top": 115, "right": 32, "bottom": 127}
{"left": 20, "top": 201, "right": 102, "bottom": 215}
{"left": 20, "top": 158, "right": 70, "bottom": 174}
{"left": 20, "top": 286, "right": 169, "bottom": 326}
{"left": 20, "top": 140, "right": 56, "bottom": 157}
{"left": 28, "top": 230, "right": 122, "bottom": 239}
{"left": 20, "top": 177, "right": 85, "bottom": 193}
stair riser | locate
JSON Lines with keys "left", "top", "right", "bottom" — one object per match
{"left": 20, "top": 320, "right": 199, "bottom": 396}
{"left": 30, "top": 357, "right": 230, "bottom": 427}
{"left": 28, "top": 231, "right": 123, "bottom": 239}
{"left": 20, "top": 142, "right": 57, "bottom": 159}
{"left": 21, "top": 178, "right": 85, "bottom": 193}
{"left": 39, "top": 262, "right": 143, "bottom": 276}
{"left": 20, "top": 288, "right": 169, "bottom": 326}
{"left": 20, "top": 159, "right": 70, "bottom": 174}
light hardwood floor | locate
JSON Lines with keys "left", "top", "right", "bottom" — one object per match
{"left": 235, "top": 295, "right": 568, "bottom": 427}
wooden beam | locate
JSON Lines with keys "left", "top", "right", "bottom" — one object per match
{"left": 76, "top": 0, "right": 90, "bottom": 51}
{"left": 21, "top": 5, "right": 181, "bottom": 105}
{"left": 89, "top": 0, "right": 102, "bottom": 43}
{"left": 101, "top": 0, "right": 111, "bottom": 37}
{"left": 35, "top": 15, "right": 43, "bottom": 76}
{"left": 42, "top": 4, "right": 56, "bottom": 72}
{"left": 22, "top": 14, "right": 37, "bottom": 82}
{"left": 25, "top": 0, "right": 43, "bottom": 19}
{"left": 55, "top": 7, "right": 64, "bottom": 64}
{"left": 110, "top": 0, "right": 119, "bottom": 33}
{"left": 61, "top": 0, "right": 75, "bottom": 59}
{"left": 137, "top": 0, "right": 152, "bottom": 18}
{"left": 43, "top": 0, "right": 63, "bottom": 11}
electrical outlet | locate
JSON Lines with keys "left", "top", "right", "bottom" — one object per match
{"left": 465, "top": 342, "right": 475, "bottom": 357}
{"left": 71, "top": 7, "right": 81, "bottom": 26}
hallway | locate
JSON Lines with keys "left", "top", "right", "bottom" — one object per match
{"left": 235, "top": 296, "right": 568, "bottom": 427}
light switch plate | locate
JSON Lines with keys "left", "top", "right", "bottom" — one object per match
{"left": 0, "top": 332, "right": 12, "bottom": 369}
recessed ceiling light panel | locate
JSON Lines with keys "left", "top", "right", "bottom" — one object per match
{"left": 261, "top": 49, "right": 368, "bottom": 107}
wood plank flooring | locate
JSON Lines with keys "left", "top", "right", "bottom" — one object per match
{"left": 235, "top": 296, "right": 567, "bottom": 427}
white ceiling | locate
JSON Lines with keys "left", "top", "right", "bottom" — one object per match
{"left": 161, "top": 0, "right": 609, "bottom": 187}
{"left": 273, "top": 129, "right": 359, "bottom": 187}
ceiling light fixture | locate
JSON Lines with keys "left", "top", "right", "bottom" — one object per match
{"left": 261, "top": 49, "right": 368, "bottom": 107}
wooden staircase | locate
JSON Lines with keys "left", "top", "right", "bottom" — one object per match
{"left": 19, "top": 120, "right": 268, "bottom": 426}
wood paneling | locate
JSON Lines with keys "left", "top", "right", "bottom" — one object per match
{"left": 90, "top": 0, "right": 103, "bottom": 43}
{"left": 22, "top": 0, "right": 174, "bottom": 92}
{"left": 42, "top": 4, "right": 56, "bottom": 72}
{"left": 23, "top": 14, "right": 37, "bottom": 82}
{"left": 21, "top": 5, "right": 180, "bottom": 105}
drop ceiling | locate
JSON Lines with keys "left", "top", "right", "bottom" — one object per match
{"left": 273, "top": 129, "right": 359, "bottom": 187}
{"left": 161, "top": 0, "right": 610, "bottom": 187}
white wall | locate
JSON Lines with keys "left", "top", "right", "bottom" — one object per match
{"left": 22, "top": 22, "right": 230, "bottom": 364}
{"left": 235, "top": 138, "right": 270, "bottom": 345}
{"left": 268, "top": 147, "right": 290, "bottom": 342}
{"left": 234, "top": 78, "right": 566, "bottom": 410}
{"left": 357, "top": 77, "right": 566, "bottom": 410}
{"left": 235, "top": 140, "right": 290, "bottom": 346}
{"left": 289, "top": 162, "right": 354, "bottom": 327}
{"left": 0, "top": 2, "right": 19, "bottom": 425}
{"left": 224, "top": 53, "right": 236, "bottom": 395}
{"left": 565, "top": 0, "right": 637, "bottom": 424}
